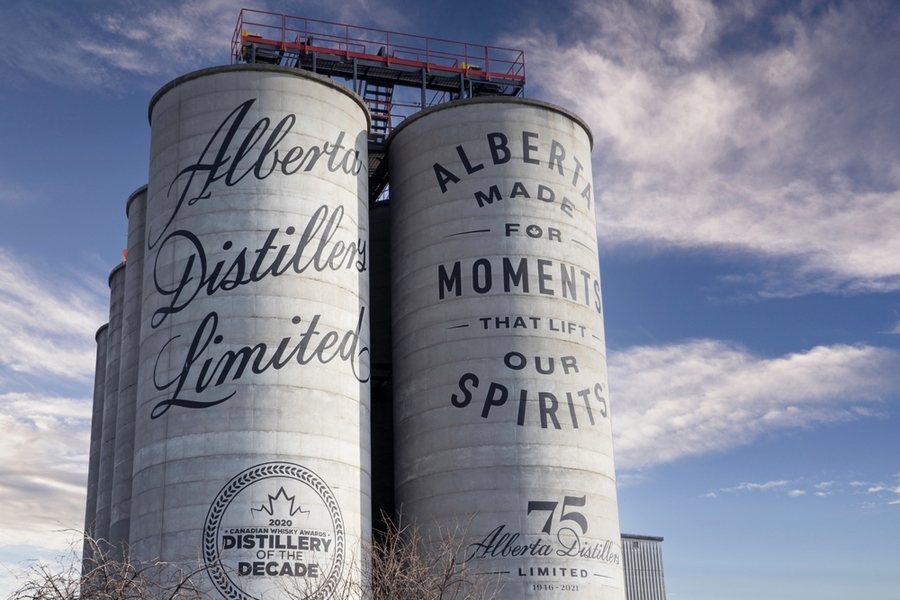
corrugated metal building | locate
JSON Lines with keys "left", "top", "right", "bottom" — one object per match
{"left": 622, "top": 534, "right": 667, "bottom": 600}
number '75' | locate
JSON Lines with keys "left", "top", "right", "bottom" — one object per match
{"left": 527, "top": 495, "right": 588, "bottom": 534}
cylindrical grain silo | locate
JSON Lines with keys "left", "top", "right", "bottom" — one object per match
{"left": 130, "top": 65, "right": 370, "bottom": 600}
{"left": 389, "top": 97, "right": 625, "bottom": 600}
{"left": 95, "top": 263, "right": 126, "bottom": 548}
{"left": 110, "top": 185, "right": 148, "bottom": 553}
{"left": 82, "top": 323, "right": 109, "bottom": 567}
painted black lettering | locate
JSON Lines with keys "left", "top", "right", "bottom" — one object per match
{"left": 473, "top": 259, "right": 492, "bottom": 293}
{"left": 523, "top": 131, "right": 539, "bottom": 165}
{"left": 502, "top": 257, "right": 529, "bottom": 292}
{"left": 439, "top": 262, "right": 462, "bottom": 299}
{"left": 487, "top": 132, "right": 510, "bottom": 164}
{"left": 549, "top": 139, "right": 566, "bottom": 175}
{"left": 475, "top": 185, "right": 503, "bottom": 207}
{"left": 434, "top": 163, "right": 461, "bottom": 193}
{"left": 456, "top": 145, "right": 485, "bottom": 174}
{"left": 451, "top": 373, "right": 479, "bottom": 408}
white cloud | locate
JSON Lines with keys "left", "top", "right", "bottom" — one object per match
{"left": 721, "top": 480, "right": 789, "bottom": 493}
{"left": 0, "top": 0, "right": 412, "bottom": 91}
{"left": 0, "top": 253, "right": 103, "bottom": 593}
{"left": 0, "top": 393, "right": 91, "bottom": 555}
{"left": 703, "top": 475, "right": 900, "bottom": 503}
{"left": 609, "top": 340, "right": 900, "bottom": 469}
{"left": 0, "top": 0, "right": 240, "bottom": 90}
{"left": 887, "top": 319, "right": 900, "bottom": 334}
{"left": 509, "top": 0, "right": 900, "bottom": 294}
{"left": 814, "top": 481, "right": 834, "bottom": 497}
{"left": 0, "top": 249, "right": 107, "bottom": 382}
{"left": 845, "top": 478, "right": 900, "bottom": 505}
{"left": 0, "top": 177, "right": 38, "bottom": 206}
{"left": 700, "top": 473, "right": 900, "bottom": 505}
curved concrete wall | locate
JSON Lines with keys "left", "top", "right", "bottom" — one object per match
{"left": 130, "top": 65, "right": 371, "bottom": 600}
{"left": 83, "top": 323, "right": 109, "bottom": 565}
{"left": 95, "top": 263, "right": 126, "bottom": 547}
{"left": 389, "top": 97, "right": 625, "bottom": 600}
{"left": 110, "top": 185, "right": 148, "bottom": 553}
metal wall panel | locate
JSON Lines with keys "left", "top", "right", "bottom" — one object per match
{"left": 621, "top": 535, "right": 667, "bottom": 600}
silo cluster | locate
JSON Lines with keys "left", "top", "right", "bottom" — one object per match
{"left": 84, "top": 64, "right": 626, "bottom": 600}
{"left": 84, "top": 65, "right": 371, "bottom": 599}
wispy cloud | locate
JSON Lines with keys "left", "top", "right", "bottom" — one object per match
{"left": 0, "top": 0, "right": 412, "bottom": 92}
{"left": 705, "top": 475, "right": 900, "bottom": 505}
{"left": 701, "top": 479, "right": 803, "bottom": 499}
{"left": 510, "top": 0, "right": 900, "bottom": 294}
{"left": 0, "top": 392, "right": 91, "bottom": 554}
{"left": 721, "top": 480, "right": 790, "bottom": 493}
{"left": 0, "top": 249, "right": 107, "bottom": 382}
{"left": 814, "top": 481, "right": 835, "bottom": 497}
{"left": 886, "top": 317, "right": 900, "bottom": 334}
{"left": 0, "top": 251, "right": 106, "bottom": 595}
{"left": 609, "top": 340, "right": 900, "bottom": 469}
{"left": 864, "top": 484, "right": 900, "bottom": 505}
{"left": 0, "top": 177, "right": 38, "bottom": 206}
{"left": 0, "top": 0, "right": 238, "bottom": 90}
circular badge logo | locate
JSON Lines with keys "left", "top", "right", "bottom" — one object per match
{"left": 204, "top": 462, "right": 345, "bottom": 600}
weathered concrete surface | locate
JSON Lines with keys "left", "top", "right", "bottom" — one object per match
{"left": 95, "top": 263, "right": 126, "bottom": 548}
{"left": 82, "top": 323, "right": 109, "bottom": 566}
{"left": 110, "top": 185, "right": 147, "bottom": 554}
{"left": 130, "top": 65, "right": 371, "bottom": 600}
{"left": 389, "top": 97, "right": 625, "bottom": 600}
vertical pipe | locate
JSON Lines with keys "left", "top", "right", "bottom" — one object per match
{"left": 421, "top": 67, "right": 427, "bottom": 108}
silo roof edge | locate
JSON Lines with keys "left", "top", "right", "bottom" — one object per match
{"left": 148, "top": 64, "right": 371, "bottom": 128}
{"left": 386, "top": 96, "right": 593, "bottom": 150}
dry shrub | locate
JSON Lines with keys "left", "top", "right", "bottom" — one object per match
{"left": 8, "top": 518, "right": 501, "bottom": 600}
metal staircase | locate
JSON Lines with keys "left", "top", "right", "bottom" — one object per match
{"left": 364, "top": 82, "right": 394, "bottom": 145}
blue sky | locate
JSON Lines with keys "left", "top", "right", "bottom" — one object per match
{"left": 1, "top": 1, "right": 899, "bottom": 598}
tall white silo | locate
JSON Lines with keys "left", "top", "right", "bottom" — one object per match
{"left": 95, "top": 262, "right": 126, "bottom": 547}
{"left": 129, "top": 65, "right": 371, "bottom": 600}
{"left": 83, "top": 323, "right": 109, "bottom": 565}
{"left": 389, "top": 97, "right": 626, "bottom": 600}
{"left": 110, "top": 185, "right": 147, "bottom": 553}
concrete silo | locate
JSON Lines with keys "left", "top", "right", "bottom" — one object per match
{"left": 128, "top": 65, "right": 371, "bottom": 600}
{"left": 389, "top": 97, "right": 626, "bottom": 600}
{"left": 94, "top": 262, "right": 126, "bottom": 547}
{"left": 78, "top": 11, "right": 661, "bottom": 600}
{"left": 82, "top": 323, "right": 109, "bottom": 566}
{"left": 109, "top": 185, "right": 148, "bottom": 555}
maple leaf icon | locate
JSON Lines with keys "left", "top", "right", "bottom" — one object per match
{"left": 250, "top": 487, "right": 310, "bottom": 518}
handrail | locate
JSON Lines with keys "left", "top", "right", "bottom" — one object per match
{"left": 232, "top": 8, "right": 526, "bottom": 83}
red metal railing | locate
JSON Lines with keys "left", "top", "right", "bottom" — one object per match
{"left": 231, "top": 9, "right": 526, "bottom": 84}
